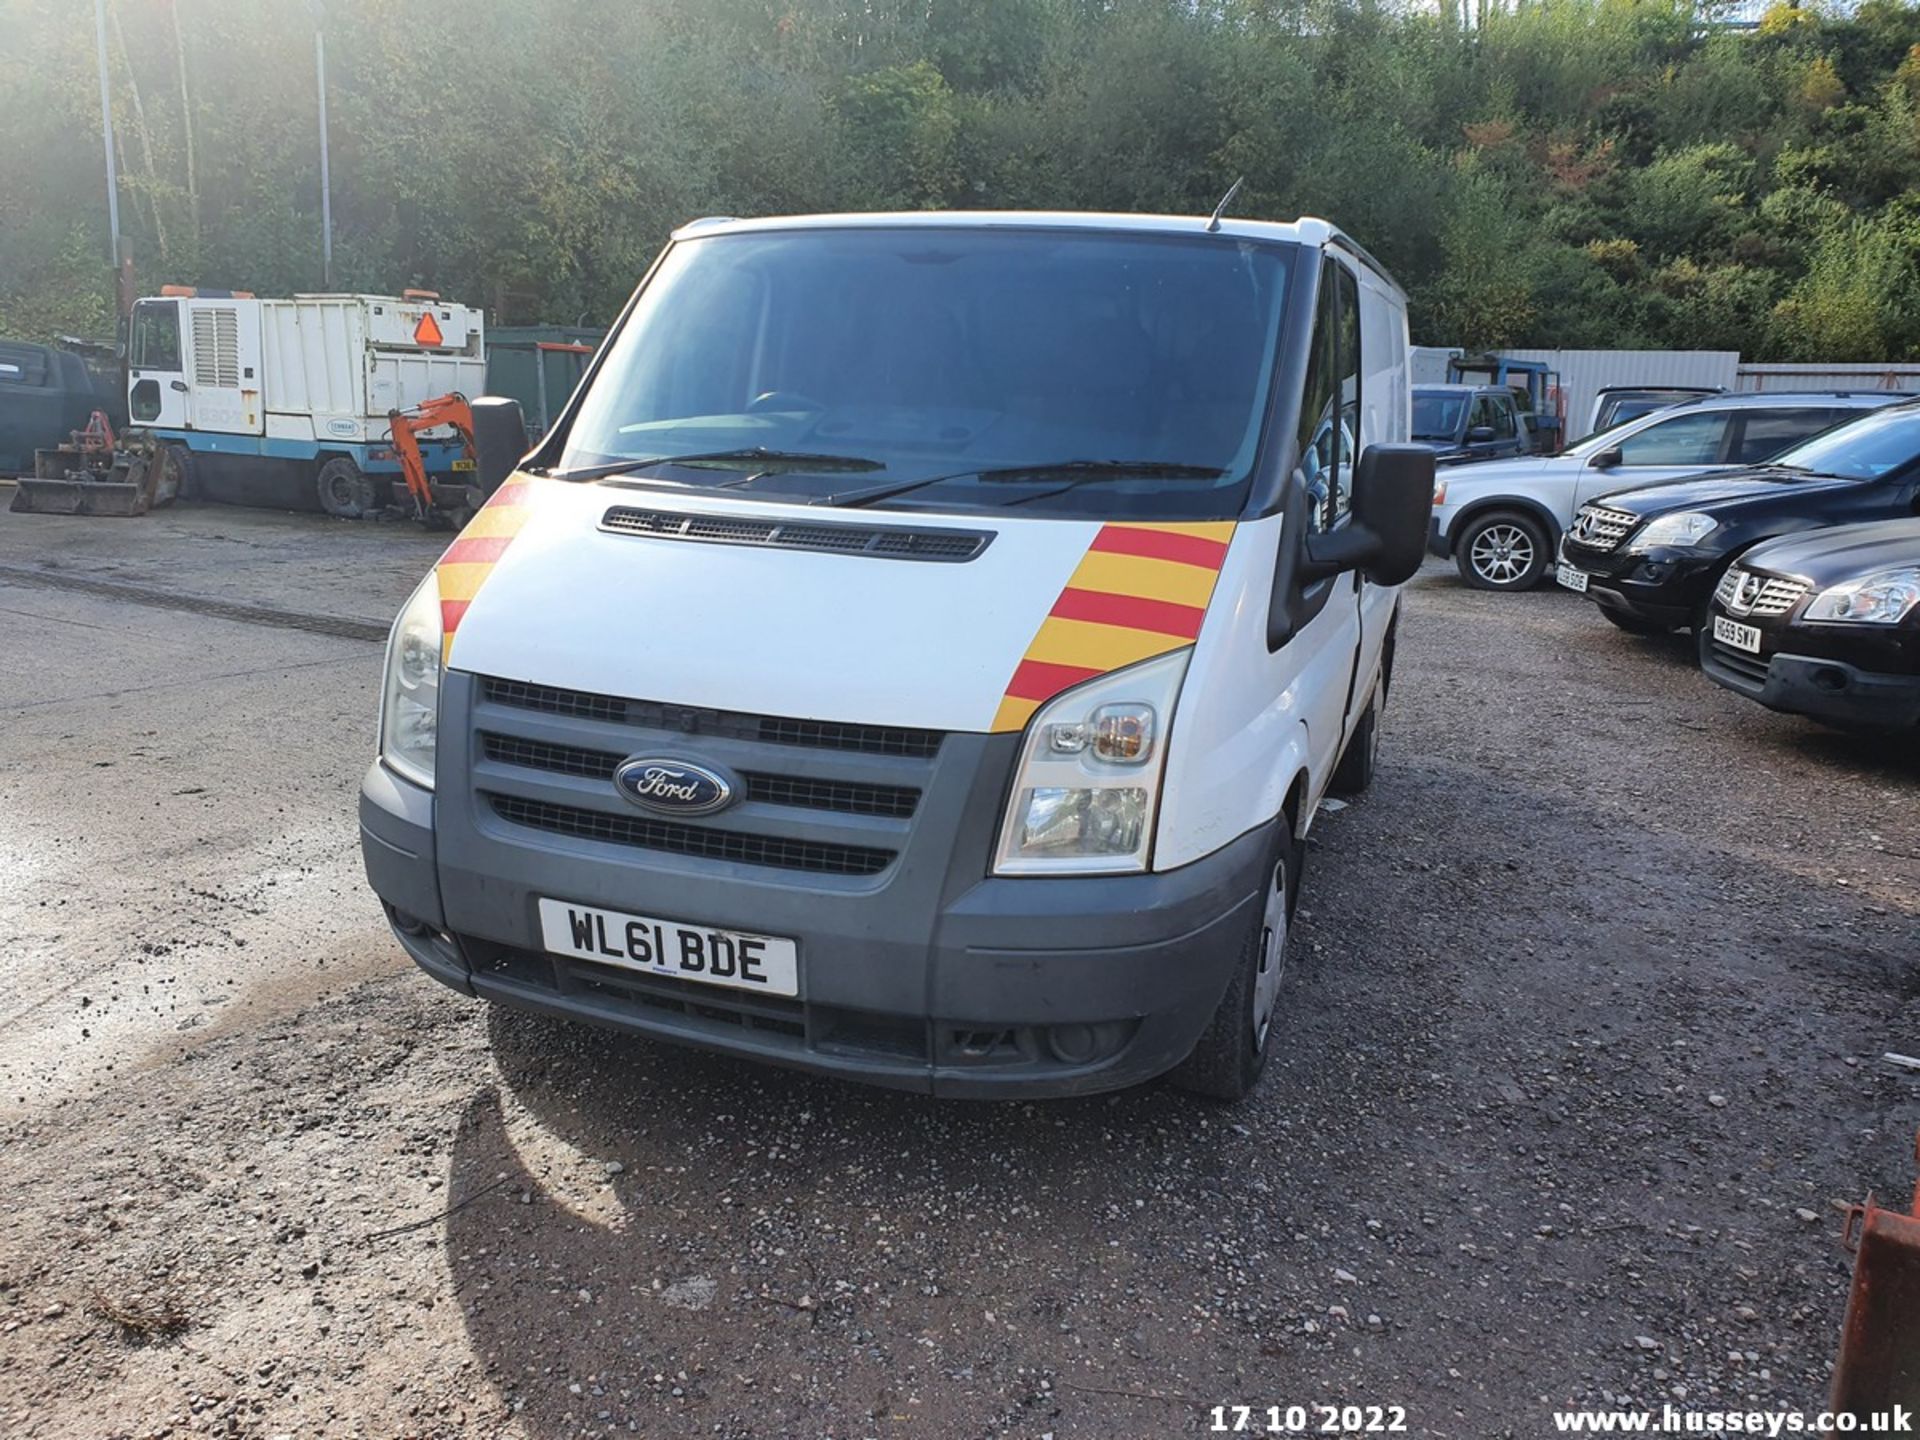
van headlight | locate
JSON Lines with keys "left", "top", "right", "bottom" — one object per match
{"left": 1627, "top": 511, "right": 1717, "bottom": 552}
{"left": 1804, "top": 567, "right": 1920, "bottom": 625}
{"left": 379, "top": 574, "right": 443, "bottom": 790}
{"left": 993, "top": 649, "right": 1189, "bottom": 876}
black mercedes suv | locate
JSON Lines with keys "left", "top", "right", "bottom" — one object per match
{"left": 1700, "top": 518, "right": 1920, "bottom": 730}
{"left": 1556, "top": 400, "right": 1920, "bottom": 635}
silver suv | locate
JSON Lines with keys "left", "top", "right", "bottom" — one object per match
{"left": 1428, "top": 391, "right": 1904, "bottom": 591}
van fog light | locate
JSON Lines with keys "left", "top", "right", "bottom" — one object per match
{"left": 1812, "top": 666, "right": 1849, "bottom": 692}
{"left": 1046, "top": 1021, "right": 1129, "bottom": 1066}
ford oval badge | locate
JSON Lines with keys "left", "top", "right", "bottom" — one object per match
{"left": 613, "top": 757, "right": 735, "bottom": 817}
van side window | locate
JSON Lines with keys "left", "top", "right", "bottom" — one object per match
{"left": 1330, "top": 264, "right": 1362, "bottom": 526}
{"left": 1294, "top": 262, "right": 1339, "bottom": 533}
{"left": 1493, "top": 395, "right": 1518, "bottom": 439}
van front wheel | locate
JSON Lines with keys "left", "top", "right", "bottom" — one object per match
{"left": 1167, "top": 823, "right": 1302, "bottom": 1101}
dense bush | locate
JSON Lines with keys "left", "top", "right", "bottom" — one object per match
{"left": 5, "top": 0, "right": 1920, "bottom": 357}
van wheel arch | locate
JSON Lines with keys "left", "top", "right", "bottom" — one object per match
{"left": 1165, "top": 789, "right": 1306, "bottom": 1102}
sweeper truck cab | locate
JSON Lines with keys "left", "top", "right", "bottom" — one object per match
{"left": 358, "top": 211, "right": 1431, "bottom": 1100}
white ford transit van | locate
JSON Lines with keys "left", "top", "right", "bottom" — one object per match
{"left": 359, "top": 212, "right": 1432, "bottom": 1100}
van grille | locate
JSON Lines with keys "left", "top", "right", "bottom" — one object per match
{"left": 480, "top": 732, "right": 922, "bottom": 818}
{"left": 480, "top": 677, "right": 942, "bottom": 758}
{"left": 471, "top": 675, "right": 942, "bottom": 879}
{"left": 485, "top": 793, "right": 895, "bottom": 876}
{"left": 599, "top": 506, "right": 991, "bottom": 562}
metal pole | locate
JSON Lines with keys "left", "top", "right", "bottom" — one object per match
{"left": 94, "top": 0, "right": 120, "bottom": 267}
{"left": 315, "top": 26, "right": 333, "bottom": 288}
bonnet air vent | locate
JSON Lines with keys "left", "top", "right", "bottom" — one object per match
{"left": 599, "top": 506, "right": 991, "bottom": 563}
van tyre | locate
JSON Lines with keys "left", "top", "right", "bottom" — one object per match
{"left": 1330, "top": 691, "right": 1380, "bottom": 797}
{"left": 316, "top": 456, "right": 377, "bottom": 519}
{"left": 1167, "top": 821, "right": 1303, "bottom": 1101}
{"left": 1456, "top": 510, "right": 1549, "bottom": 591}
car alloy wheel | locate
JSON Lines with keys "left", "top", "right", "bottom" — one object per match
{"left": 1469, "top": 522, "right": 1535, "bottom": 586}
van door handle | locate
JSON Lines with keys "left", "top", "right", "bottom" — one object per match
{"left": 169, "top": 380, "right": 189, "bottom": 392}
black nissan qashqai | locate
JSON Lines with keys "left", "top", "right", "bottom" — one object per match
{"left": 1555, "top": 399, "right": 1920, "bottom": 636}
{"left": 1700, "top": 518, "right": 1920, "bottom": 731}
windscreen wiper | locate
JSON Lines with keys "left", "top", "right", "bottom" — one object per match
{"left": 546, "top": 447, "right": 884, "bottom": 483}
{"left": 826, "top": 458, "right": 1224, "bottom": 509}
{"left": 978, "top": 459, "right": 1226, "bottom": 484}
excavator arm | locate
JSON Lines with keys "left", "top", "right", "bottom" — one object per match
{"left": 387, "top": 393, "right": 479, "bottom": 524}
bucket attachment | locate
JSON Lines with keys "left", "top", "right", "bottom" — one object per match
{"left": 1832, "top": 1130, "right": 1920, "bottom": 1417}
{"left": 10, "top": 416, "right": 180, "bottom": 518}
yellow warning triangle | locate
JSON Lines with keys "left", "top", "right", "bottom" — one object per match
{"left": 413, "top": 310, "right": 444, "bottom": 347}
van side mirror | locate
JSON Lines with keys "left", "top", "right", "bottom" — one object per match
{"left": 1467, "top": 425, "right": 1496, "bottom": 443}
{"left": 1592, "top": 446, "right": 1621, "bottom": 470}
{"left": 469, "top": 396, "right": 530, "bottom": 496}
{"left": 1301, "top": 445, "right": 1434, "bottom": 588}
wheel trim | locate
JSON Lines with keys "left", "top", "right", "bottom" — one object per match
{"left": 1469, "top": 523, "right": 1534, "bottom": 584}
{"left": 1251, "top": 857, "right": 1289, "bottom": 1050}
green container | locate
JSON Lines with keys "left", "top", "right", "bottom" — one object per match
{"left": 485, "top": 326, "right": 604, "bottom": 439}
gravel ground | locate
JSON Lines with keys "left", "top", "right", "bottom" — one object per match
{"left": 1, "top": 501, "right": 1916, "bottom": 1440}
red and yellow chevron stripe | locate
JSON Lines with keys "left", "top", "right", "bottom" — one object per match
{"left": 990, "top": 520, "right": 1235, "bottom": 732}
{"left": 436, "top": 479, "right": 536, "bottom": 662}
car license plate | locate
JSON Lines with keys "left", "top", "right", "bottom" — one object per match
{"left": 537, "top": 898, "right": 798, "bottom": 997}
{"left": 1712, "top": 615, "right": 1761, "bottom": 654}
{"left": 450, "top": 457, "right": 477, "bottom": 472}
{"left": 1556, "top": 562, "right": 1589, "bottom": 593}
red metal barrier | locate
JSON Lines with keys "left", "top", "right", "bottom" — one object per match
{"left": 1832, "top": 1131, "right": 1920, "bottom": 1415}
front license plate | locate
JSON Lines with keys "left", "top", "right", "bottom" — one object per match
{"left": 1556, "top": 562, "right": 1589, "bottom": 593}
{"left": 537, "top": 898, "right": 799, "bottom": 997}
{"left": 1713, "top": 615, "right": 1762, "bottom": 654}
{"left": 450, "top": 457, "right": 477, "bottom": 472}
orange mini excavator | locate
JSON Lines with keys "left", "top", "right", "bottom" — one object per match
{"left": 385, "top": 392, "right": 527, "bottom": 528}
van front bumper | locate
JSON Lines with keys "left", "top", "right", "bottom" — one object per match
{"left": 360, "top": 759, "right": 1269, "bottom": 1099}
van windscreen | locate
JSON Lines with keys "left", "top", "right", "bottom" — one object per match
{"left": 558, "top": 227, "right": 1297, "bottom": 519}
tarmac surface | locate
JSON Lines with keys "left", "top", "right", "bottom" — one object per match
{"left": 1, "top": 499, "right": 1916, "bottom": 1439}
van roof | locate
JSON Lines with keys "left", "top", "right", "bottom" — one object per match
{"left": 671, "top": 211, "right": 1403, "bottom": 296}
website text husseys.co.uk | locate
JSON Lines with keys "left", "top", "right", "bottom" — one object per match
{"left": 1551, "top": 1404, "right": 1913, "bottom": 1434}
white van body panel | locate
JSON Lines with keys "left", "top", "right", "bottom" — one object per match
{"left": 1351, "top": 262, "right": 1411, "bottom": 721}
{"left": 1154, "top": 513, "right": 1316, "bottom": 870}
{"left": 445, "top": 480, "right": 1103, "bottom": 736}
